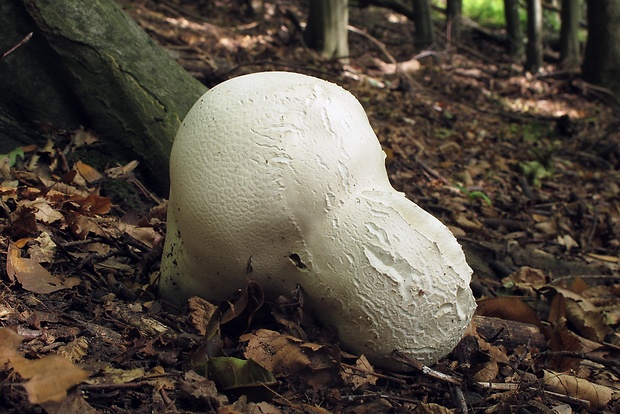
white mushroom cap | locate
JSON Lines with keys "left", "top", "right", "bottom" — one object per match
{"left": 160, "top": 71, "right": 476, "bottom": 371}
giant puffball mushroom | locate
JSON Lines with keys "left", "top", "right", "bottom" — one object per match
{"left": 159, "top": 71, "right": 476, "bottom": 371}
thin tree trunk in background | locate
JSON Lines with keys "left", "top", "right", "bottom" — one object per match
{"left": 411, "top": 0, "right": 435, "bottom": 47}
{"left": 582, "top": 0, "right": 620, "bottom": 99}
{"left": 446, "top": 0, "right": 462, "bottom": 44}
{"left": 303, "top": 0, "right": 349, "bottom": 60}
{"left": 525, "top": 0, "right": 543, "bottom": 72}
{"left": 559, "top": 0, "right": 580, "bottom": 71}
{"left": 503, "top": 0, "right": 524, "bottom": 60}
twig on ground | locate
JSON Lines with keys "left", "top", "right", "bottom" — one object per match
{"left": 391, "top": 351, "right": 463, "bottom": 385}
{"left": 338, "top": 392, "right": 420, "bottom": 405}
{"left": 534, "top": 350, "right": 620, "bottom": 370}
{"left": 159, "top": 388, "right": 179, "bottom": 413}
{"left": 415, "top": 158, "right": 451, "bottom": 185}
{"left": 475, "top": 381, "right": 592, "bottom": 408}
{"left": 1, "top": 32, "right": 32, "bottom": 60}
{"left": 347, "top": 24, "right": 442, "bottom": 91}
{"left": 340, "top": 363, "right": 408, "bottom": 384}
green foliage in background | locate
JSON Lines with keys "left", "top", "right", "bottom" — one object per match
{"left": 432, "top": 0, "right": 508, "bottom": 26}
{"left": 463, "top": 0, "right": 506, "bottom": 26}
{"left": 432, "top": 0, "right": 586, "bottom": 40}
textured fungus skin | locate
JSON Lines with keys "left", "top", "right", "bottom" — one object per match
{"left": 159, "top": 72, "right": 476, "bottom": 371}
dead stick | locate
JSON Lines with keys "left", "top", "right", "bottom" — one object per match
{"left": 1, "top": 33, "right": 33, "bottom": 60}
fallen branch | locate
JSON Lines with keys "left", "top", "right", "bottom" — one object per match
{"left": 1, "top": 32, "right": 32, "bottom": 60}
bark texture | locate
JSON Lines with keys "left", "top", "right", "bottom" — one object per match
{"left": 525, "top": 0, "right": 543, "bottom": 72}
{"left": 559, "top": 0, "right": 580, "bottom": 71}
{"left": 412, "top": 0, "right": 435, "bottom": 47}
{"left": 446, "top": 0, "right": 462, "bottom": 44}
{"left": 582, "top": 0, "right": 620, "bottom": 100}
{"left": 503, "top": 0, "right": 524, "bottom": 59}
{"left": 0, "top": 0, "right": 207, "bottom": 195}
{"left": 303, "top": 0, "right": 349, "bottom": 60}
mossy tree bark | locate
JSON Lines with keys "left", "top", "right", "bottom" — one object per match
{"left": 0, "top": 0, "right": 208, "bottom": 196}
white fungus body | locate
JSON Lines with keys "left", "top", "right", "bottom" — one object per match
{"left": 159, "top": 71, "right": 476, "bottom": 371}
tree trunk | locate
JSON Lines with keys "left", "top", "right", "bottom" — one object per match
{"left": 0, "top": 2, "right": 85, "bottom": 153}
{"left": 411, "top": 0, "right": 435, "bottom": 47}
{"left": 582, "top": 0, "right": 620, "bottom": 99}
{"left": 0, "top": 0, "right": 207, "bottom": 196}
{"left": 559, "top": 0, "right": 580, "bottom": 71}
{"left": 303, "top": 0, "right": 349, "bottom": 60}
{"left": 503, "top": 0, "right": 524, "bottom": 59}
{"left": 446, "top": 0, "right": 462, "bottom": 44}
{"left": 525, "top": 0, "right": 543, "bottom": 72}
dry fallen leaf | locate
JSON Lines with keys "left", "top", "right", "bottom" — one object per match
{"left": 27, "top": 197, "right": 64, "bottom": 224}
{"left": 17, "top": 355, "right": 90, "bottom": 404}
{"left": 473, "top": 359, "right": 499, "bottom": 382}
{"left": 550, "top": 287, "right": 613, "bottom": 343}
{"left": 8, "top": 205, "right": 38, "bottom": 238}
{"left": 241, "top": 329, "right": 310, "bottom": 374}
{"left": 105, "top": 160, "right": 139, "bottom": 179}
{"left": 507, "top": 266, "right": 548, "bottom": 288}
{"left": 86, "top": 366, "right": 146, "bottom": 385}
{"left": 0, "top": 327, "right": 24, "bottom": 364}
{"left": 476, "top": 296, "right": 546, "bottom": 333}
{"left": 70, "top": 193, "right": 111, "bottom": 216}
{"left": 64, "top": 211, "right": 108, "bottom": 240}
{"left": 187, "top": 296, "right": 218, "bottom": 336}
{"left": 219, "top": 395, "right": 284, "bottom": 414}
{"left": 6, "top": 242, "right": 67, "bottom": 294}
{"left": 57, "top": 337, "right": 89, "bottom": 363}
{"left": 0, "top": 328, "right": 89, "bottom": 404}
{"left": 27, "top": 232, "right": 57, "bottom": 263}
{"left": 39, "top": 389, "right": 98, "bottom": 414}
{"left": 547, "top": 318, "right": 586, "bottom": 371}
{"left": 119, "top": 222, "right": 161, "bottom": 248}
{"left": 241, "top": 329, "right": 338, "bottom": 389}
{"left": 70, "top": 129, "right": 99, "bottom": 148}
{"left": 75, "top": 161, "right": 103, "bottom": 184}
{"left": 178, "top": 370, "right": 228, "bottom": 408}
{"left": 341, "top": 355, "right": 377, "bottom": 390}
{"left": 543, "top": 370, "right": 613, "bottom": 412}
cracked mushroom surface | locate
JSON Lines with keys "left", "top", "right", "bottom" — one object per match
{"left": 159, "top": 71, "right": 476, "bottom": 371}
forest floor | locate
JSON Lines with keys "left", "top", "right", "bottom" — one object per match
{"left": 1, "top": 1, "right": 620, "bottom": 413}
